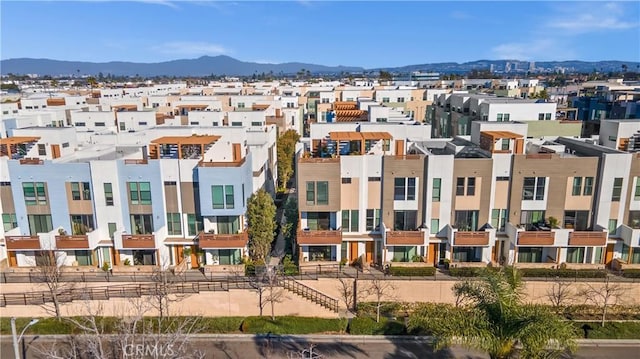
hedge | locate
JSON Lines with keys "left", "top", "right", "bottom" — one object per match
{"left": 239, "top": 316, "right": 345, "bottom": 334}
{"left": 571, "top": 321, "right": 640, "bottom": 339}
{"left": 348, "top": 317, "right": 406, "bottom": 335}
{"left": 448, "top": 267, "right": 485, "bottom": 277}
{"left": 388, "top": 266, "right": 436, "bottom": 276}
{"left": 621, "top": 269, "right": 640, "bottom": 278}
{"left": 519, "top": 268, "right": 607, "bottom": 278}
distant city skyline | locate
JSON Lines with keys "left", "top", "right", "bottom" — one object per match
{"left": 1, "top": 1, "right": 639, "bottom": 68}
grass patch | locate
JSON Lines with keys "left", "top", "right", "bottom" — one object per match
{"left": 572, "top": 321, "right": 640, "bottom": 339}
{"left": 349, "top": 317, "right": 406, "bottom": 335}
{"left": 388, "top": 266, "right": 436, "bottom": 276}
{"left": 199, "top": 317, "right": 244, "bottom": 333}
{"left": 239, "top": 316, "right": 346, "bottom": 334}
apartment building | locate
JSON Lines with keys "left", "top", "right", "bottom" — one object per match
{"left": 0, "top": 125, "right": 278, "bottom": 270}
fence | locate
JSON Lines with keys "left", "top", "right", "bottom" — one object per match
{"left": 280, "top": 276, "right": 339, "bottom": 313}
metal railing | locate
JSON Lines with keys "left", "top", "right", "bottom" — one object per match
{"left": 280, "top": 276, "right": 339, "bottom": 313}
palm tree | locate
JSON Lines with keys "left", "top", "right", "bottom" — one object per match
{"left": 408, "top": 267, "right": 576, "bottom": 359}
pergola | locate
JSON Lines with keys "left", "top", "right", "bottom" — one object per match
{"left": 149, "top": 135, "right": 220, "bottom": 159}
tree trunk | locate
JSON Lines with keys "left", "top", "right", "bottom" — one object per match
{"left": 376, "top": 304, "right": 380, "bottom": 323}
{"left": 271, "top": 300, "right": 275, "bottom": 320}
{"left": 601, "top": 305, "right": 607, "bottom": 327}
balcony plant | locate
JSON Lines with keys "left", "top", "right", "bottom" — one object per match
{"left": 548, "top": 216, "right": 560, "bottom": 229}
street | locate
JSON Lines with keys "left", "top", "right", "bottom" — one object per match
{"left": 1, "top": 335, "right": 638, "bottom": 359}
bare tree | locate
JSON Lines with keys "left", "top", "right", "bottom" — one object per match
{"left": 577, "top": 277, "right": 627, "bottom": 327}
{"left": 366, "top": 277, "right": 396, "bottom": 323}
{"left": 546, "top": 278, "right": 574, "bottom": 309}
{"left": 150, "top": 256, "right": 190, "bottom": 319}
{"left": 32, "top": 250, "right": 74, "bottom": 318}
{"left": 336, "top": 276, "right": 367, "bottom": 312}
{"left": 250, "top": 266, "right": 286, "bottom": 319}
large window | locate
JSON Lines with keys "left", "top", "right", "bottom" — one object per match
{"left": 612, "top": 177, "right": 623, "bottom": 202}
{"left": 366, "top": 209, "right": 381, "bottom": 231}
{"left": 216, "top": 216, "right": 240, "bottom": 235}
{"left": 518, "top": 247, "right": 543, "bottom": 263}
{"left": 167, "top": 213, "right": 182, "bottom": 235}
{"left": 212, "top": 185, "right": 234, "bottom": 209}
{"left": 75, "top": 250, "right": 93, "bottom": 266}
{"left": 453, "top": 247, "right": 481, "bottom": 262}
{"left": 132, "top": 250, "right": 156, "bottom": 265}
{"left": 628, "top": 211, "right": 640, "bottom": 229}
{"left": 23, "top": 182, "right": 47, "bottom": 206}
{"left": 28, "top": 214, "right": 52, "bottom": 235}
{"left": 392, "top": 246, "right": 417, "bottom": 262}
{"left": 70, "top": 214, "right": 94, "bottom": 235}
{"left": 572, "top": 177, "right": 594, "bottom": 196}
{"left": 522, "top": 177, "right": 546, "bottom": 200}
{"left": 635, "top": 177, "right": 640, "bottom": 200}
{"left": 454, "top": 210, "right": 479, "bottom": 231}
{"left": 456, "top": 177, "right": 476, "bottom": 196}
{"left": 187, "top": 214, "right": 204, "bottom": 236}
{"left": 456, "top": 177, "right": 465, "bottom": 196}
{"left": 130, "top": 214, "right": 153, "bottom": 234}
{"left": 430, "top": 219, "right": 439, "bottom": 234}
{"left": 309, "top": 246, "right": 333, "bottom": 261}
{"left": 520, "top": 210, "right": 545, "bottom": 228}
{"left": 2, "top": 213, "right": 17, "bottom": 231}
{"left": 393, "top": 210, "right": 417, "bottom": 231}
{"left": 394, "top": 177, "right": 416, "bottom": 200}
{"left": 306, "top": 212, "right": 330, "bottom": 230}
{"left": 572, "top": 177, "right": 582, "bottom": 196}
{"left": 104, "top": 183, "right": 114, "bottom": 206}
{"left": 491, "top": 209, "right": 508, "bottom": 232}
{"left": 583, "top": 177, "right": 594, "bottom": 196}
{"left": 306, "top": 181, "right": 329, "bottom": 205}
{"left": 432, "top": 178, "right": 441, "bottom": 201}
{"left": 70, "top": 182, "right": 91, "bottom": 201}
{"left": 218, "top": 249, "right": 241, "bottom": 265}
{"left": 566, "top": 247, "right": 585, "bottom": 263}
{"left": 564, "top": 210, "right": 589, "bottom": 231}
{"left": 129, "top": 182, "right": 151, "bottom": 205}
{"left": 341, "top": 210, "right": 359, "bottom": 232}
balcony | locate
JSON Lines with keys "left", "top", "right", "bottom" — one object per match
{"left": 296, "top": 230, "right": 342, "bottom": 245}
{"left": 386, "top": 231, "right": 424, "bottom": 246}
{"left": 568, "top": 231, "right": 607, "bottom": 246}
{"left": 453, "top": 231, "right": 490, "bottom": 246}
{"left": 620, "top": 224, "right": 640, "bottom": 247}
{"left": 55, "top": 235, "right": 90, "bottom": 249}
{"left": 198, "top": 231, "right": 248, "bottom": 249}
{"left": 121, "top": 234, "right": 155, "bottom": 249}
{"left": 5, "top": 236, "right": 41, "bottom": 250}
{"left": 517, "top": 231, "right": 555, "bottom": 246}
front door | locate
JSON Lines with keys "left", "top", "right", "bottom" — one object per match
{"left": 428, "top": 243, "right": 437, "bottom": 266}
{"left": 8, "top": 252, "right": 17, "bottom": 267}
{"left": 365, "top": 242, "right": 374, "bottom": 264}
{"left": 605, "top": 243, "right": 615, "bottom": 267}
{"left": 349, "top": 242, "right": 359, "bottom": 263}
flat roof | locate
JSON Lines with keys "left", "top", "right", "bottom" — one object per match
{"left": 151, "top": 135, "right": 221, "bottom": 145}
{"left": 0, "top": 136, "right": 40, "bottom": 145}
{"left": 481, "top": 131, "right": 523, "bottom": 139}
{"left": 329, "top": 131, "right": 393, "bottom": 141}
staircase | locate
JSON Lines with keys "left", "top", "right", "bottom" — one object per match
{"left": 172, "top": 258, "right": 189, "bottom": 276}
{"left": 279, "top": 276, "right": 339, "bottom": 313}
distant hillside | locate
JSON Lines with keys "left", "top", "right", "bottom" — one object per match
{"left": 1, "top": 56, "right": 638, "bottom": 77}
{"left": 0, "top": 55, "right": 364, "bottom": 77}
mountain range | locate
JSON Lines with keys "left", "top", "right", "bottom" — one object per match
{"left": 1, "top": 56, "right": 638, "bottom": 77}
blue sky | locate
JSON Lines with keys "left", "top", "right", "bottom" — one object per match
{"left": 1, "top": 1, "right": 639, "bottom": 68}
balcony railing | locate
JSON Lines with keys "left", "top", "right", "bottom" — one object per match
{"left": 517, "top": 231, "right": 555, "bottom": 246}
{"left": 296, "top": 230, "right": 342, "bottom": 245}
{"left": 568, "top": 231, "right": 607, "bottom": 246}
{"left": 386, "top": 231, "right": 424, "bottom": 245}
{"left": 121, "top": 234, "right": 155, "bottom": 249}
{"left": 5, "top": 236, "right": 41, "bottom": 250}
{"left": 299, "top": 157, "right": 340, "bottom": 164}
{"left": 453, "top": 231, "right": 490, "bottom": 246}
{"left": 198, "top": 231, "right": 248, "bottom": 248}
{"left": 198, "top": 157, "right": 246, "bottom": 167}
{"left": 55, "top": 235, "right": 90, "bottom": 249}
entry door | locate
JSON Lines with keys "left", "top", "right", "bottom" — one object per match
{"left": 365, "top": 242, "right": 374, "bottom": 264}
{"left": 604, "top": 244, "right": 615, "bottom": 267}
{"left": 8, "top": 252, "right": 17, "bottom": 267}
{"left": 50, "top": 144, "right": 61, "bottom": 159}
{"left": 428, "top": 243, "right": 437, "bottom": 266}
{"left": 349, "top": 242, "right": 359, "bottom": 263}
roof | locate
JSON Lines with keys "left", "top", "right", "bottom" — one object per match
{"left": 0, "top": 136, "right": 41, "bottom": 145}
{"left": 151, "top": 135, "right": 221, "bottom": 145}
{"left": 329, "top": 131, "right": 392, "bottom": 141}
{"left": 481, "top": 131, "right": 523, "bottom": 139}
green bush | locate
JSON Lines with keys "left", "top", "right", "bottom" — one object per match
{"left": 200, "top": 317, "right": 244, "bottom": 333}
{"left": 621, "top": 269, "right": 640, "bottom": 278}
{"left": 519, "top": 268, "right": 606, "bottom": 278}
{"left": 571, "top": 321, "right": 640, "bottom": 339}
{"left": 448, "top": 267, "right": 484, "bottom": 277}
{"left": 282, "top": 254, "right": 299, "bottom": 276}
{"left": 388, "top": 266, "right": 436, "bottom": 276}
{"left": 240, "top": 316, "right": 345, "bottom": 334}
{"left": 349, "top": 317, "right": 405, "bottom": 335}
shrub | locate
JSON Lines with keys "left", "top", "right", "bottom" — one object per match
{"left": 621, "top": 269, "right": 640, "bottom": 278}
{"left": 519, "top": 268, "right": 606, "bottom": 278}
{"left": 448, "top": 267, "right": 483, "bottom": 277}
{"left": 240, "top": 316, "right": 344, "bottom": 334}
{"left": 349, "top": 317, "right": 405, "bottom": 335}
{"left": 200, "top": 317, "right": 243, "bottom": 333}
{"left": 571, "top": 321, "right": 640, "bottom": 339}
{"left": 388, "top": 266, "right": 436, "bottom": 276}
{"left": 282, "top": 254, "right": 299, "bottom": 276}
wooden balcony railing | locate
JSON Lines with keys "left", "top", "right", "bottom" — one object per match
{"left": 198, "top": 232, "right": 249, "bottom": 248}
{"left": 124, "top": 159, "right": 148, "bottom": 165}
{"left": 296, "top": 230, "right": 342, "bottom": 245}
{"left": 5, "top": 236, "right": 41, "bottom": 250}
{"left": 517, "top": 231, "right": 555, "bottom": 246}
{"left": 121, "top": 234, "right": 155, "bottom": 249}
{"left": 55, "top": 235, "right": 90, "bottom": 249}
{"left": 386, "top": 231, "right": 424, "bottom": 245}
{"left": 569, "top": 231, "right": 607, "bottom": 246}
{"left": 19, "top": 158, "right": 44, "bottom": 165}
{"left": 198, "top": 157, "right": 246, "bottom": 167}
{"left": 453, "top": 231, "right": 490, "bottom": 246}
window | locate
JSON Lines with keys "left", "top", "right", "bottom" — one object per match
{"left": 70, "top": 182, "right": 91, "bottom": 200}
{"left": 167, "top": 213, "right": 182, "bottom": 235}
{"left": 397, "top": 97, "right": 405, "bottom": 103}
{"left": 341, "top": 210, "right": 359, "bottom": 232}
{"left": 430, "top": 219, "right": 439, "bottom": 234}
{"left": 520, "top": 210, "right": 545, "bottom": 228}
{"left": 138, "top": 122, "right": 147, "bottom": 126}
{"left": 545, "top": 113, "right": 552, "bottom": 121}
{"left": 38, "top": 144, "right": 46, "bottom": 156}
{"left": 213, "top": 122, "right": 219, "bottom": 126}
{"left": 187, "top": 214, "right": 203, "bottom": 236}
{"left": 217, "top": 216, "right": 239, "bottom": 234}
{"left": 95, "top": 122, "right": 105, "bottom": 127}
{"left": 231, "top": 122, "right": 242, "bottom": 126}
{"left": 2, "top": 213, "right": 17, "bottom": 231}
{"left": 366, "top": 209, "right": 381, "bottom": 231}
{"left": 376, "top": 118, "right": 387, "bottom": 122}
{"left": 306, "top": 182, "right": 315, "bottom": 205}
{"left": 130, "top": 214, "right": 153, "bottom": 234}
{"left": 504, "top": 114, "right": 510, "bottom": 121}
{"left": 62, "top": 142, "right": 69, "bottom": 148}
{"left": 497, "top": 113, "right": 504, "bottom": 121}
{"left": 538, "top": 113, "right": 544, "bottom": 121}
{"left": 501, "top": 139, "right": 509, "bottom": 151}
{"left": 382, "top": 97, "right": 389, "bottom": 103}
{"left": 75, "top": 122, "right": 86, "bottom": 127}
{"left": 251, "top": 121, "right": 262, "bottom": 126}
{"left": 368, "top": 177, "right": 381, "bottom": 182}
{"left": 467, "top": 177, "right": 476, "bottom": 196}
{"left": 522, "top": 177, "right": 545, "bottom": 200}
{"left": 454, "top": 210, "right": 479, "bottom": 231}
{"left": 28, "top": 214, "right": 53, "bottom": 235}
{"left": 316, "top": 181, "right": 328, "bottom": 205}
{"left": 394, "top": 210, "right": 417, "bottom": 231}
{"left": 584, "top": 177, "right": 594, "bottom": 196}
{"left": 237, "top": 102, "right": 245, "bottom": 108}
{"left": 70, "top": 214, "right": 94, "bottom": 235}
{"left": 71, "top": 182, "right": 81, "bottom": 200}
{"left": 392, "top": 246, "right": 417, "bottom": 262}
{"left": 628, "top": 211, "right": 640, "bottom": 229}
{"left": 572, "top": 177, "right": 582, "bottom": 196}
{"left": 566, "top": 247, "right": 585, "bottom": 263}
{"left": 564, "top": 210, "right": 589, "bottom": 230}
{"left": 108, "top": 222, "right": 117, "bottom": 239}
{"left": 190, "top": 121, "right": 200, "bottom": 125}
{"left": 119, "top": 122, "right": 126, "bottom": 131}
{"left": 341, "top": 178, "right": 352, "bottom": 184}
{"left": 104, "top": 183, "right": 114, "bottom": 206}
{"left": 635, "top": 177, "right": 640, "bottom": 200}
{"left": 394, "top": 177, "right": 416, "bottom": 200}
{"left": 612, "top": 177, "right": 623, "bottom": 202}
{"left": 432, "top": 178, "right": 441, "bottom": 201}
{"left": 608, "top": 219, "right": 617, "bottom": 234}
{"left": 456, "top": 177, "right": 465, "bottom": 196}
{"left": 491, "top": 209, "right": 508, "bottom": 232}
{"left": 23, "top": 182, "right": 47, "bottom": 205}
{"left": 129, "top": 182, "right": 151, "bottom": 205}
{"left": 211, "top": 185, "right": 234, "bottom": 209}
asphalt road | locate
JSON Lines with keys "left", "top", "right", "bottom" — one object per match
{"left": 1, "top": 335, "right": 639, "bottom": 359}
